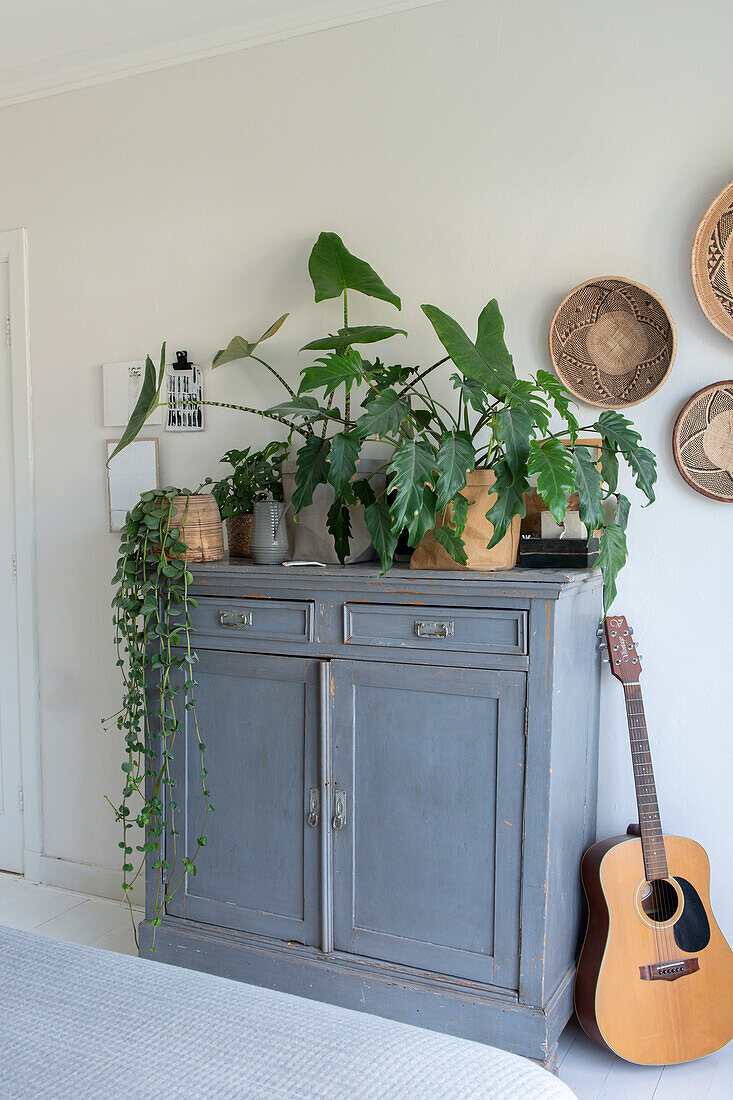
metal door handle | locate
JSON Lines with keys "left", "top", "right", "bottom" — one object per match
{"left": 307, "top": 786, "right": 320, "bottom": 827}
{"left": 332, "top": 789, "right": 346, "bottom": 830}
{"left": 414, "top": 619, "right": 454, "bottom": 639}
{"left": 218, "top": 610, "right": 252, "bottom": 629}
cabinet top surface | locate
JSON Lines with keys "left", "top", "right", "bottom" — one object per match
{"left": 190, "top": 558, "right": 601, "bottom": 600}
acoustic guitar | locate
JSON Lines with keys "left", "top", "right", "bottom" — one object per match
{"left": 575, "top": 614, "right": 733, "bottom": 1064}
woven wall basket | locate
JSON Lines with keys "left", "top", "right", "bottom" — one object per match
{"left": 168, "top": 494, "right": 225, "bottom": 561}
{"left": 549, "top": 277, "right": 676, "bottom": 409}
{"left": 692, "top": 178, "right": 733, "bottom": 341}
{"left": 226, "top": 513, "right": 253, "bottom": 558}
{"left": 672, "top": 381, "right": 733, "bottom": 502}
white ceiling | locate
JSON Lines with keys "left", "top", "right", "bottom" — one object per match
{"left": 0, "top": 0, "right": 444, "bottom": 108}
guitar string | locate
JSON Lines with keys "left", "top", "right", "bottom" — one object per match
{"left": 631, "top": 683, "right": 677, "bottom": 963}
{"left": 625, "top": 683, "right": 677, "bottom": 965}
{"left": 624, "top": 685, "right": 671, "bottom": 965}
{"left": 623, "top": 686, "right": 660, "bottom": 964}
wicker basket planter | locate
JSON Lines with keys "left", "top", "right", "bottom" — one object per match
{"left": 226, "top": 513, "right": 253, "bottom": 558}
{"left": 168, "top": 494, "right": 225, "bottom": 562}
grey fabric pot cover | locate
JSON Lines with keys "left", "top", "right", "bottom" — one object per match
{"left": 282, "top": 458, "right": 386, "bottom": 564}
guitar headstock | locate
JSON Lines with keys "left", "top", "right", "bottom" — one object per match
{"left": 604, "top": 615, "right": 642, "bottom": 684}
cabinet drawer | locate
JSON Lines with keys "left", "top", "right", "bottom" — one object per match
{"left": 188, "top": 596, "right": 314, "bottom": 648}
{"left": 343, "top": 603, "right": 527, "bottom": 656}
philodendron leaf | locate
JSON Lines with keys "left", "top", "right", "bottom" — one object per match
{"left": 421, "top": 304, "right": 510, "bottom": 398}
{"left": 573, "top": 446, "right": 605, "bottom": 533}
{"left": 300, "top": 350, "right": 363, "bottom": 397}
{"left": 327, "top": 432, "right": 361, "bottom": 494}
{"left": 625, "top": 444, "right": 657, "bottom": 505}
{"left": 364, "top": 501, "right": 399, "bottom": 573}
{"left": 433, "top": 525, "right": 468, "bottom": 566}
{"left": 213, "top": 314, "right": 288, "bottom": 367}
{"left": 291, "top": 436, "right": 331, "bottom": 515}
{"left": 497, "top": 404, "right": 534, "bottom": 475}
{"left": 450, "top": 372, "right": 489, "bottom": 413}
{"left": 434, "top": 430, "right": 475, "bottom": 509}
{"left": 597, "top": 522, "right": 628, "bottom": 613}
{"left": 593, "top": 409, "right": 642, "bottom": 452}
{"left": 599, "top": 443, "right": 619, "bottom": 494}
{"left": 528, "top": 438, "right": 575, "bottom": 524}
{"left": 536, "top": 369, "right": 580, "bottom": 439}
{"left": 451, "top": 491, "right": 469, "bottom": 537}
{"left": 108, "top": 343, "right": 166, "bottom": 464}
{"left": 352, "top": 478, "right": 377, "bottom": 508}
{"left": 301, "top": 326, "right": 407, "bottom": 351}
{"left": 267, "top": 396, "right": 336, "bottom": 421}
{"left": 615, "top": 493, "right": 631, "bottom": 531}
{"left": 326, "top": 497, "right": 352, "bottom": 564}
{"left": 308, "top": 232, "right": 401, "bottom": 308}
{"left": 353, "top": 389, "right": 409, "bottom": 439}
{"left": 486, "top": 459, "right": 529, "bottom": 548}
{"left": 407, "top": 485, "right": 439, "bottom": 547}
{"left": 474, "top": 299, "right": 517, "bottom": 387}
{"left": 386, "top": 440, "right": 436, "bottom": 532}
{"left": 503, "top": 379, "right": 551, "bottom": 435}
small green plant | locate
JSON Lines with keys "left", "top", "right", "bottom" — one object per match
{"left": 103, "top": 487, "right": 211, "bottom": 948}
{"left": 211, "top": 441, "right": 287, "bottom": 519}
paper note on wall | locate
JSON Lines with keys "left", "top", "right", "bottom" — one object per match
{"left": 106, "top": 439, "right": 159, "bottom": 531}
{"left": 102, "top": 361, "right": 163, "bottom": 427}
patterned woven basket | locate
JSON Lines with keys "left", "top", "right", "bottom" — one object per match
{"left": 226, "top": 514, "right": 253, "bottom": 558}
{"left": 168, "top": 494, "right": 224, "bottom": 562}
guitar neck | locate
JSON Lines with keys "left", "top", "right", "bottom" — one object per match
{"left": 622, "top": 683, "right": 668, "bottom": 879}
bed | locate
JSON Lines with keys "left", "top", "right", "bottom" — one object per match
{"left": 0, "top": 925, "right": 576, "bottom": 1099}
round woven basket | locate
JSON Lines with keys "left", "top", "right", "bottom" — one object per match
{"left": 168, "top": 494, "right": 225, "bottom": 562}
{"left": 548, "top": 276, "right": 676, "bottom": 409}
{"left": 226, "top": 513, "right": 253, "bottom": 558}
{"left": 691, "top": 179, "right": 733, "bottom": 342}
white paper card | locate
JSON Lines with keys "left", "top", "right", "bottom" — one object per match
{"left": 102, "top": 361, "right": 163, "bottom": 427}
{"left": 106, "top": 439, "right": 159, "bottom": 531}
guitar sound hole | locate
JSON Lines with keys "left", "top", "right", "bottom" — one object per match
{"left": 641, "top": 878, "right": 679, "bottom": 923}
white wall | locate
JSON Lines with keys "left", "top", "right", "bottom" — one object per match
{"left": 1, "top": 0, "right": 731, "bottom": 926}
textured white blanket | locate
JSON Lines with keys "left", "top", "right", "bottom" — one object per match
{"left": 0, "top": 925, "right": 575, "bottom": 1099}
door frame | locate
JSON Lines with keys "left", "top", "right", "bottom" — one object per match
{"left": 1, "top": 227, "right": 41, "bottom": 881}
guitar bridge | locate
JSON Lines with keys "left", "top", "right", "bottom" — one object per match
{"left": 639, "top": 958, "right": 699, "bottom": 982}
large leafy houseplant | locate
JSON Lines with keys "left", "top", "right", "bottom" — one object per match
{"left": 264, "top": 236, "right": 656, "bottom": 610}
{"left": 110, "top": 236, "right": 656, "bottom": 609}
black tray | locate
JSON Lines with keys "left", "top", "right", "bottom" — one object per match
{"left": 519, "top": 537, "right": 599, "bottom": 569}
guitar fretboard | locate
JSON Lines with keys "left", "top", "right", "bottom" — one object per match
{"left": 623, "top": 683, "right": 667, "bottom": 879}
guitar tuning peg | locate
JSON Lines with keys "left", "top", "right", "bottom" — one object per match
{"left": 596, "top": 626, "right": 605, "bottom": 638}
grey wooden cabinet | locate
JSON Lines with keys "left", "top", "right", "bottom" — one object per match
{"left": 140, "top": 562, "right": 602, "bottom": 1068}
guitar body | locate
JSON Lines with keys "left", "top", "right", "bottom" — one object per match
{"left": 577, "top": 832, "right": 733, "bottom": 1064}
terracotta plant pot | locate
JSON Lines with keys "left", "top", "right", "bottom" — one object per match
{"left": 410, "top": 468, "right": 520, "bottom": 572}
{"left": 226, "top": 513, "right": 253, "bottom": 558}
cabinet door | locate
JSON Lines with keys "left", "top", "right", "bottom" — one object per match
{"left": 165, "top": 651, "right": 321, "bottom": 946}
{"left": 331, "top": 661, "right": 526, "bottom": 988}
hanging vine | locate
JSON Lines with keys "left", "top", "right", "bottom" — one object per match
{"left": 103, "top": 487, "right": 212, "bottom": 949}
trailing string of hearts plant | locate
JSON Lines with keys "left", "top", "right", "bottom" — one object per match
{"left": 103, "top": 487, "right": 212, "bottom": 948}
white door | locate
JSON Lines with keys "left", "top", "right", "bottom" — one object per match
{"left": 0, "top": 257, "right": 24, "bottom": 872}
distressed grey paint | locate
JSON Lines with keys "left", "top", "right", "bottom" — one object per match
{"left": 141, "top": 561, "right": 601, "bottom": 1067}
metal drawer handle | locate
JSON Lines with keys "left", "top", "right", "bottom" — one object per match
{"left": 307, "top": 786, "right": 320, "bottom": 827}
{"left": 414, "top": 619, "right": 454, "bottom": 639}
{"left": 218, "top": 610, "right": 253, "bottom": 629}
{"left": 332, "top": 789, "right": 346, "bottom": 831}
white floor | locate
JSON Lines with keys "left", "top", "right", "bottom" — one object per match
{"left": 1, "top": 873, "right": 730, "bottom": 1099}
